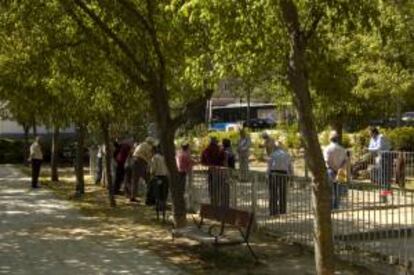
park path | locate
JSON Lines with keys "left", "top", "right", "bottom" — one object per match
{"left": 0, "top": 165, "right": 183, "bottom": 275}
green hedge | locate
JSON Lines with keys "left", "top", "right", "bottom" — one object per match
{"left": 353, "top": 127, "right": 414, "bottom": 152}
{"left": 387, "top": 127, "right": 414, "bottom": 151}
{"left": 0, "top": 139, "right": 25, "bottom": 164}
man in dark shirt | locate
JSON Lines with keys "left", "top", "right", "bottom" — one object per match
{"left": 201, "top": 137, "right": 225, "bottom": 206}
{"left": 114, "top": 140, "right": 132, "bottom": 194}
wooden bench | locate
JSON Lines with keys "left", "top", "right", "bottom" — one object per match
{"left": 172, "top": 204, "right": 257, "bottom": 260}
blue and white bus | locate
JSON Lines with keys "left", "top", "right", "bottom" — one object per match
{"left": 208, "top": 103, "right": 278, "bottom": 131}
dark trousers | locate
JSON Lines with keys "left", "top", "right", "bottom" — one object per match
{"left": 96, "top": 157, "right": 103, "bottom": 184}
{"left": 269, "top": 171, "right": 288, "bottom": 215}
{"left": 179, "top": 172, "right": 187, "bottom": 191}
{"left": 208, "top": 168, "right": 229, "bottom": 208}
{"left": 114, "top": 163, "right": 125, "bottom": 193}
{"left": 31, "top": 159, "right": 42, "bottom": 188}
{"left": 327, "top": 168, "right": 339, "bottom": 209}
{"left": 154, "top": 176, "right": 169, "bottom": 220}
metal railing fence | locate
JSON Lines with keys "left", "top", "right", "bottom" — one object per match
{"left": 186, "top": 162, "right": 414, "bottom": 271}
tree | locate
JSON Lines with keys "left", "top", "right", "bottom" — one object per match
{"left": 56, "top": 0, "right": 215, "bottom": 226}
{"left": 188, "top": 0, "right": 381, "bottom": 273}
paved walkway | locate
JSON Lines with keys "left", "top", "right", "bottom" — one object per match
{"left": 0, "top": 165, "right": 183, "bottom": 275}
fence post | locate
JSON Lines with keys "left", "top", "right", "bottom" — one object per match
{"left": 251, "top": 172, "right": 258, "bottom": 213}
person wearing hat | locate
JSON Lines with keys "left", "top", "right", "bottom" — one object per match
{"left": 129, "top": 137, "right": 157, "bottom": 202}
{"left": 261, "top": 131, "right": 276, "bottom": 157}
{"left": 323, "top": 131, "right": 348, "bottom": 209}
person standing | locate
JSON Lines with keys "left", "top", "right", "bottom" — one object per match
{"left": 130, "top": 137, "right": 156, "bottom": 202}
{"left": 220, "top": 138, "right": 235, "bottom": 208}
{"left": 176, "top": 143, "right": 194, "bottom": 208}
{"left": 261, "top": 132, "right": 276, "bottom": 157}
{"left": 150, "top": 146, "right": 169, "bottom": 221}
{"left": 237, "top": 129, "right": 251, "bottom": 181}
{"left": 114, "top": 140, "right": 132, "bottom": 194}
{"left": 267, "top": 142, "right": 293, "bottom": 215}
{"left": 201, "top": 137, "right": 225, "bottom": 206}
{"left": 368, "top": 127, "right": 393, "bottom": 202}
{"left": 29, "top": 136, "right": 43, "bottom": 188}
{"left": 95, "top": 144, "right": 104, "bottom": 185}
{"left": 176, "top": 143, "right": 194, "bottom": 187}
{"left": 123, "top": 144, "right": 135, "bottom": 199}
{"left": 323, "top": 131, "right": 348, "bottom": 209}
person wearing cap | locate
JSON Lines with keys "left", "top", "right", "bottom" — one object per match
{"left": 237, "top": 129, "right": 251, "bottom": 181}
{"left": 368, "top": 127, "right": 393, "bottom": 202}
{"left": 201, "top": 137, "right": 225, "bottom": 206}
{"left": 129, "top": 137, "right": 157, "bottom": 202}
{"left": 267, "top": 141, "right": 293, "bottom": 215}
{"left": 261, "top": 132, "right": 276, "bottom": 157}
{"left": 323, "top": 131, "right": 348, "bottom": 209}
{"left": 29, "top": 136, "right": 43, "bottom": 188}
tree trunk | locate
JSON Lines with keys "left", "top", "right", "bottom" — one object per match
{"left": 51, "top": 126, "right": 60, "bottom": 182}
{"left": 160, "top": 124, "right": 187, "bottom": 227}
{"left": 22, "top": 124, "right": 30, "bottom": 165}
{"left": 75, "top": 124, "right": 85, "bottom": 196}
{"left": 101, "top": 120, "right": 116, "bottom": 207}
{"left": 32, "top": 116, "right": 37, "bottom": 137}
{"left": 280, "top": 1, "right": 335, "bottom": 274}
{"left": 247, "top": 86, "right": 251, "bottom": 121}
{"left": 150, "top": 87, "right": 187, "bottom": 228}
{"left": 396, "top": 96, "right": 402, "bottom": 127}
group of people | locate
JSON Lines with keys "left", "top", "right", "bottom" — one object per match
{"left": 95, "top": 137, "right": 194, "bottom": 221}
{"left": 199, "top": 130, "right": 294, "bottom": 216}
{"left": 28, "top": 125, "right": 397, "bottom": 218}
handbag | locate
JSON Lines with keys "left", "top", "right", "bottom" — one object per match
{"left": 336, "top": 168, "right": 348, "bottom": 183}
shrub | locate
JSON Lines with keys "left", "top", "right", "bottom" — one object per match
{"left": 283, "top": 123, "right": 302, "bottom": 149}
{"left": 387, "top": 127, "right": 414, "bottom": 151}
{"left": 0, "top": 138, "right": 25, "bottom": 164}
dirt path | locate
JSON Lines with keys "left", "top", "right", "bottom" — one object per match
{"left": 0, "top": 165, "right": 183, "bottom": 275}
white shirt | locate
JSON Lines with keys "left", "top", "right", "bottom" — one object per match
{"left": 238, "top": 137, "right": 251, "bottom": 155}
{"left": 368, "top": 134, "right": 391, "bottom": 152}
{"left": 267, "top": 148, "right": 293, "bottom": 175}
{"left": 30, "top": 141, "right": 43, "bottom": 160}
{"left": 323, "top": 142, "right": 347, "bottom": 172}
{"left": 151, "top": 154, "right": 169, "bottom": 176}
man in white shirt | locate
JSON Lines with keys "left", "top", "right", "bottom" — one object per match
{"left": 323, "top": 131, "right": 347, "bottom": 209}
{"left": 29, "top": 136, "right": 43, "bottom": 188}
{"left": 267, "top": 142, "right": 293, "bottom": 215}
{"left": 368, "top": 127, "right": 393, "bottom": 202}
{"left": 368, "top": 127, "right": 391, "bottom": 153}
